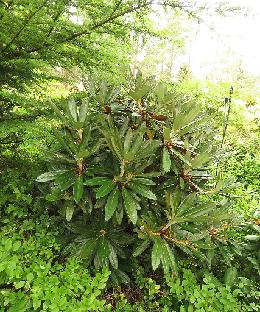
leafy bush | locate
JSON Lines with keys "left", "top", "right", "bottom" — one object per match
{"left": 36, "top": 74, "right": 239, "bottom": 282}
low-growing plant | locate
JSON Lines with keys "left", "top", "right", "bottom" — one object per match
{"left": 0, "top": 211, "right": 110, "bottom": 312}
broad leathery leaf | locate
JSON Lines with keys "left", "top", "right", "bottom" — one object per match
{"left": 163, "top": 127, "right": 171, "bottom": 143}
{"left": 65, "top": 204, "right": 74, "bottom": 221}
{"left": 123, "top": 128, "right": 134, "bottom": 153}
{"left": 160, "top": 241, "right": 170, "bottom": 273}
{"left": 105, "top": 188, "right": 119, "bottom": 221}
{"left": 165, "top": 243, "right": 178, "bottom": 272}
{"left": 84, "top": 177, "right": 111, "bottom": 186}
{"left": 151, "top": 239, "right": 161, "bottom": 270}
{"left": 108, "top": 243, "right": 118, "bottom": 269}
{"left": 162, "top": 147, "right": 171, "bottom": 173}
{"left": 96, "top": 238, "right": 110, "bottom": 266}
{"left": 55, "top": 170, "right": 75, "bottom": 191}
{"left": 122, "top": 188, "right": 138, "bottom": 224}
{"left": 125, "top": 134, "right": 144, "bottom": 161}
{"left": 68, "top": 98, "right": 78, "bottom": 122}
{"left": 119, "top": 118, "right": 129, "bottom": 138}
{"left": 173, "top": 105, "right": 200, "bottom": 131}
{"left": 224, "top": 267, "right": 237, "bottom": 286}
{"left": 73, "top": 176, "right": 84, "bottom": 203}
{"left": 96, "top": 181, "right": 115, "bottom": 199}
{"left": 132, "top": 177, "right": 156, "bottom": 186}
{"left": 36, "top": 170, "right": 68, "bottom": 182}
{"left": 78, "top": 99, "right": 88, "bottom": 123}
{"left": 116, "top": 205, "right": 124, "bottom": 225}
{"left": 133, "top": 239, "right": 151, "bottom": 257}
{"left": 175, "top": 193, "right": 197, "bottom": 216}
{"left": 136, "top": 140, "right": 161, "bottom": 161}
{"left": 128, "top": 183, "right": 157, "bottom": 200}
{"left": 191, "top": 152, "right": 210, "bottom": 168}
{"left": 80, "top": 239, "right": 97, "bottom": 259}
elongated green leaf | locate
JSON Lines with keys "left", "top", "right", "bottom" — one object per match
{"left": 191, "top": 152, "right": 210, "bottom": 168}
{"left": 73, "top": 176, "right": 84, "bottom": 203}
{"left": 115, "top": 205, "right": 124, "bottom": 225}
{"left": 173, "top": 106, "right": 200, "bottom": 131}
{"left": 119, "top": 118, "right": 129, "bottom": 138}
{"left": 105, "top": 188, "right": 119, "bottom": 221}
{"left": 224, "top": 267, "right": 237, "bottom": 286}
{"left": 133, "top": 239, "right": 151, "bottom": 257}
{"left": 128, "top": 183, "right": 157, "bottom": 200}
{"left": 132, "top": 178, "right": 156, "bottom": 186}
{"left": 65, "top": 204, "right": 74, "bottom": 221}
{"left": 78, "top": 99, "right": 87, "bottom": 123}
{"left": 122, "top": 188, "right": 138, "bottom": 224}
{"left": 68, "top": 98, "right": 78, "bottom": 122}
{"left": 123, "top": 128, "right": 133, "bottom": 154}
{"left": 55, "top": 171, "right": 75, "bottom": 191}
{"left": 84, "top": 177, "right": 110, "bottom": 186}
{"left": 162, "top": 147, "right": 171, "bottom": 173}
{"left": 165, "top": 242, "right": 178, "bottom": 272}
{"left": 108, "top": 243, "right": 118, "bottom": 269}
{"left": 136, "top": 140, "right": 161, "bottom": 161}
{"left": 81, "top": 239, "right": 97, "bottom": 258}
{"left": 151, "top": 240, "right": 161, "bottom": 270}
{"left": 96, "top": 181, "right": 115, "bottom": 199}
{"left": 163, "top": 127, "right": 171, "bottom": 143}
{"left": 36, "top": 170, "right": 68, "bottom": 182}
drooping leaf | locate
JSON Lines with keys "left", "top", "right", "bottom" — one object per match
{"left": 136, "top": 140, "right": 161, "bottom": 161}
{"left": 191, "top": 152, "right": 210, "bottom": 168}
{"left": 73, "top": 176, "right": 84, "bottom": 203}
{"left": 55, "top": 170, "right": 75, "bottom": 191}
{"left": 80, "top": 239, "right": 97, "bottom": 259}
{"left": 78, "top": 99, "right": 88, "bottom": 123}
{"left": 128, "top": 183, "right": 157, "bottom": 200}
{"left": 68, "top": 98, "right": 78, "bottom": 122}
{"left": 133, "top": 239, "right": 151, "bottom": 257}
{"left": 163, "top": 127, "right": 171, "bottom": 143}
{"left": 65, "top": 203, "right": 75, "bottom": 221}
{"left": 96, "top": 181, "right": 115, "bottom": 199}
{"left": 122, "top": 188, "right": 139, "bottom": 224}
{"left": 105, "top": 188, "right": 119, "bottom": 221}
{"left": 36, "top": 170, "right": 68, "bottom": 182}
{"left": 151, "top": 239, "right": 161, "bottom": 271}
{"left": 108, "top": 243, "right": 118, "bottom": 269}
{"left": 84, "top": 177, "right": 111, "bottom": 186}
{"left": 162, "top": 147, "right": 171, "bottom": 173}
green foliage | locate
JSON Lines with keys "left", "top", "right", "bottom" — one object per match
{"left": 0, "top": 211, "right": 110, "bottom": 312}
{"left": 36, "top": 76, "right": 238, "bottom": 282}
{"left": 108, "top": 265, "right": 260, "bottom": 311}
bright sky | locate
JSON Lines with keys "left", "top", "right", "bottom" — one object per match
{"left": 188, "top": 0, "right": 260, "bottom": 79}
